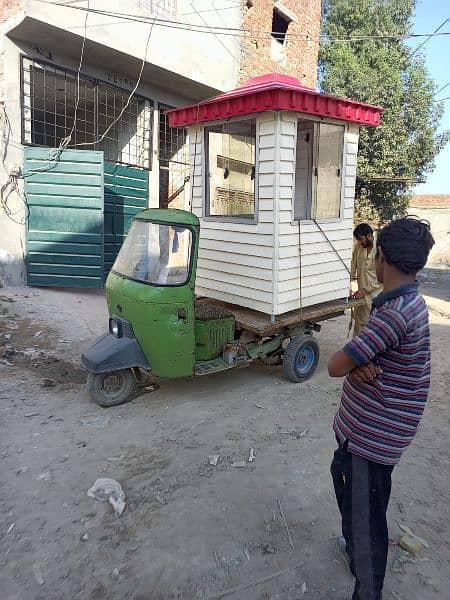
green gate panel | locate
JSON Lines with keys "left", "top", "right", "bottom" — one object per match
{"left": 24, "top": 147, "right": 104, "bottom": 288}
{"left": 104, "top": 162, "right": 149, "bottom": 278}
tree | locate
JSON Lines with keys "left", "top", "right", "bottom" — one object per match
{"left": 319, "top": 0, "right": 449, "bottom": 222}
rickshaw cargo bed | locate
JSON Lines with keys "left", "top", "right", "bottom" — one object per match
{"left": 196, "top": 297, "right": 364, "bottom": 336}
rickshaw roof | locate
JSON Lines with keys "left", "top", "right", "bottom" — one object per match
{"left": 135, "top": 208, "right": 200, "bottom": 227}
{"left": 167, "top": 73, "right": 383, "bottom": 128}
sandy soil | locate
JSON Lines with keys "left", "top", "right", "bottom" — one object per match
{"left": 0, "top": 278, "right": 449, "bottom": 600}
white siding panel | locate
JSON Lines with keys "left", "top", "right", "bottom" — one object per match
{"left": 196, "top": 277, "right": 272, "bottom": 304}
{"left": 259, "top": 134, "right": 276, "bottom": 148}
{"left": 259, "top": 173, "right": 274, "bottom": 187}
{"left": 198, "top": 248, "right": 272, "bottom": 270}
{"left": 259, "top": 186, "right": 275, "bottom": 199}
{"left": 196, "top": 285, "right": 273, "bottom": 314}
{"left": 201, "top": 220, "right": 273, "bottom": 234}
{"left": 200, "top": 238, "right": 274, "bottom": 258}
{"left": 201, "top": 229, "right": 272, "bottom": 245}
{"left": 276, "top": 287, "right": 349, "bottom": 314}
{"left": 280, "top": 120, "right": 296, "bottom": 134}
{"left": 280, "top": 160, "right": 294, "bottom": 174}
{"left": 200, "top": 268, "right": 273, "bottom": 291}
{"left": 260, "top": 147, "right": 276, "bottom": 162}
{"left": 259, "top": 161, "right": 273, "bottom": 174}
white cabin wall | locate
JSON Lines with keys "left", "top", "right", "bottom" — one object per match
{"left": 189, "top": 113, "right": 277, "bottom": 314}
{"left": 273, "top": 113, "right": 359, "bottom": 315}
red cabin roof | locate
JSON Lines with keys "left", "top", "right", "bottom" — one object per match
{"left": 167, "top": 73, "right": 383, "bottom": 128}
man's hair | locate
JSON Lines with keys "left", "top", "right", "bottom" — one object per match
{"left": 376, "top": 217, "right": 435, "bottom": 275}
{"left": 353, "top": 223, "right": 373, "bottom": 238}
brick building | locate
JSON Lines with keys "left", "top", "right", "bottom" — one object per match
{"left": 240, "top": 0, "right": 321, "bottom": 87}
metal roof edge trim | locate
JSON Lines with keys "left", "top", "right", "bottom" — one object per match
{"left": 168, "top": 87, "right": 383, "bottom": 128}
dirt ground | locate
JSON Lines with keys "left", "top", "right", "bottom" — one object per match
{"left": 1, "top": 272, "right": 449, "bottom": 600}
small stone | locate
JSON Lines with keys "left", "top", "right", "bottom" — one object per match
{"left": 111, "top": 567, "right": 120, "bottom": 579}
{"left": 32, "top": 562, "right": 45, "bottom": 586}
{"left": 399, "top": 534, "right": 422, "bottom": 556}
{"left": 41, "top": 378, "right": 56, "bottom": 388}
{"left": 262, "top": 543, "right": 276, "bottom": 555}
{"left": 208, "top": 455, "right": 220, "bottom": 466}
{"left": 81, "top": 533, "right": 89, "bottom": 541}
{"left": 232, "top": 461, "right": 247, "bottom": 468}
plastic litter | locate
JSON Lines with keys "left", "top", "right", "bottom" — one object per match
{"left": 87, "top": 478, "right": 126, "bottom": 516}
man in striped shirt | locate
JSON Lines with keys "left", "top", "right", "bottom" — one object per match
{"left": 328, "top": 217, "right": 435, "bottom": 600}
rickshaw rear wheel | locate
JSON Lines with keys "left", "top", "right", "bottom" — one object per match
{"left": 87, "top": 369, "right": 136, "bottom": 407}
{"left": 283, "top": 335, "right": 319, "bottom": 383}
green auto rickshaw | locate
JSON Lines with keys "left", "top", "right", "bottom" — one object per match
{"left": 82, "top": 208, "right": 360, "bottom": 407}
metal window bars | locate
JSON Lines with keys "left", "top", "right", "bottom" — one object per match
{"left": 21, "top": 57, "right": 153, "bottom": 170}
{"left": 158, "top": 103, "right": 189, "bottom": 209}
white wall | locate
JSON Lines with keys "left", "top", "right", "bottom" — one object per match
{"left": 24, "top": 0, "right": 241, "bottom": 94}
{"left": 408, "top": 205, "right": 450, "bottom": 269}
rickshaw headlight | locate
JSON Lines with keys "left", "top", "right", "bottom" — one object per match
{"left": 109, "top": 318, "right": 121, "bottom": 338}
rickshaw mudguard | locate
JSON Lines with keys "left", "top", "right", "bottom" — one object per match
{"left": 81, "top": 333, "right": 150, "bottom": 374}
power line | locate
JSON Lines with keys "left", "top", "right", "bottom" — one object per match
{"left": 23, "top": 0, "right": 90, "bottom": 175}
{"left": 409, "top": 17, "right": 449, "bottom": 57}
{"left": 74, "top": 19, "right": 155, "bottom": 148}
{"left": 188, "top": 0, "right": 240, "bottom": 66}
{"left": 35, "top": 1, "right": 450, "bottom": 43}
{"left": 435, "top": 82, "right": 450, "bottom": 96}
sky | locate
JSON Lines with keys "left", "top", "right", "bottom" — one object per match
{"left": 409, "top": 0, "right": 449, "bottom": 195}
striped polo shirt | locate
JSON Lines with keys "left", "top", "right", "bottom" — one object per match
{"left": 333, "top": 282, "right": 431, "bottom": 465}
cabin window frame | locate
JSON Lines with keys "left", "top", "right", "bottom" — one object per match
{"left": 293, "top": 119, "right": 346, "bottom": 223}
{"left": 203, "top": 116, "right": 259, "bottom": 225}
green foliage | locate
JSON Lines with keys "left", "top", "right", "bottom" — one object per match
{"left": 319, "top": 0, "right": 449, "bottom": 222}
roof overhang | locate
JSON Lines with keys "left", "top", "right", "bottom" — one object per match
{"left": 168, "top": 73, "right": 383, "bottom": 128}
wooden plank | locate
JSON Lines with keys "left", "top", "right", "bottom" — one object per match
{"left": 196, "top": 297, "right": 364, "bottom": 336}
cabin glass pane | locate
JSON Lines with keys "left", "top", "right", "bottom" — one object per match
{"left": 205, "top": 119, "right": 256, "bottom": 219}
{"left": 314, "top": 123, "right": 344, "bottom": 219}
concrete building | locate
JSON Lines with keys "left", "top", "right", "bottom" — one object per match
{"left": 0, "top": 0, "right": 321, "bottom": 286}
{"left": 409, "top": 195, "right": 450, "bottom": 269}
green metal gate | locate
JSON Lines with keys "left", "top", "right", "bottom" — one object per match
{"left": 25, "top": 148, "right": 104, "bottom": 288}
{"left": 24, "top": 149, "right": 149, "bottom": 287}
{"left": 104, "top": 162, "right": 149, "bottom": 279}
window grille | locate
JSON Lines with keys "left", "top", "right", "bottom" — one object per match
{"left": 158, "top": 103, "right": 190, "bottom": 209}
{"left": 21, "top": 57, "right": 153, "bottom": 169}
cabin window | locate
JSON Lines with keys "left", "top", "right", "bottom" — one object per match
{"left": 314, "top": 123, "right": 345, "bottom": 219}
{"left": 205, "top": 119, "right": 256, "bottom": 220}
{"left": 294, "top": 121, "right": 344, "bottom": 220}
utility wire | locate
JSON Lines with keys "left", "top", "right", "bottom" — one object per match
{"left": 188, "top": 0, "right": 240, "bottom": 66}
{"left": 409, "top": 17, "right": 449, "bottom": 57}
{"left": 435, "top": 82, "right": 450, "bottom": 96}
{"left": 23, "top": 0, "right": 90, "bottom": 175}
{"left": 72, "top": 18, "right": 155, "bottom": 148}
{"left": 35, "top": 1, "right": 450, "bottom": 43}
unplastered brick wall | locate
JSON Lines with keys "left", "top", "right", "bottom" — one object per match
{"left": 240, "top": 0, "right": 321, "bottom": 88}
{"left": 0, "top": 0, "right": 23, "bottom": 22}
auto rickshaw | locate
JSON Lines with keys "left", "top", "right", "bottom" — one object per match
{"left": 81, "top": 208, "right": 362, "bottom": 407}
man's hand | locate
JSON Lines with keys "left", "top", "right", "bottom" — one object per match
{"left": 349, "top": 362, "right": 382, "bottom": 384}
{"left": 353, "top": 288, "right": 368, "bottom": 299}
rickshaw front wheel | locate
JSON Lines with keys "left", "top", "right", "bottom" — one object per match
{"left": 87, "top": 369, "right": 136, "bottom": 407}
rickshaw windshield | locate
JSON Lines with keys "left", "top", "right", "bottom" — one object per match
{"left": 112, "top": 220, "right": 193, "bottom": 286}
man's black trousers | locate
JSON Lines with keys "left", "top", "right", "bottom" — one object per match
{"left": 331, "top": 441, "right": 394, "bottom": 600}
